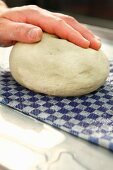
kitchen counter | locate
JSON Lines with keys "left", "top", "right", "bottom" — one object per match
{"left": 0, "top": 25, "right": 113, "bottom": 170}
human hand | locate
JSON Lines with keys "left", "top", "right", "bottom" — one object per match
{"left": 0, "top": 5, "right": 101, "bottom": 49}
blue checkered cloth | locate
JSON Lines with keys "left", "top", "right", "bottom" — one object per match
{"left": 0, "top": 61, "right": 113, "bottom": 151}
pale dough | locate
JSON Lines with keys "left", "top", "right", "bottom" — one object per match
{"left": 9, "top": 33, "right": 109, "bottom": 96}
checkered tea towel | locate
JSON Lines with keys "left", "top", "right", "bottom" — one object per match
{"left": 0, "top": 61, "right": 113, "bottom": 151}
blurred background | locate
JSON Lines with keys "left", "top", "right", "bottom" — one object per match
{"left": 4, "top": 0, "right": 113, "bottom": 29}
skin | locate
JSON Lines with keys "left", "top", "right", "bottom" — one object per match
{"left": 0, "top": 1, "right": 101, "bottom": 50}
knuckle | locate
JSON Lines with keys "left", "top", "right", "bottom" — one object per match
{"left": 27, "top": 5, "right": 38, "bottom": 11}
{"left": 62, "top": 15, "right": 77, "bottom": 24}
{"left": 15, "top": 25, "right": 22, "bottom": 32}
{"left": 69, "top": 16, "right": 75, "bottom": 21}
{"left": 14, "top": 25, "right": 26, "bottom": 38}
{"left": 55, "top": 18, "right": 65, "bottom": 25}
{"left": 68, "top": 16, "right": 76, "bottom": 22}
{"left": 22, "top": 5, "right": 38, "bottom": 13}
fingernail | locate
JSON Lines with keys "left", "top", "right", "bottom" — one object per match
{"left": 28, "top": 28, "right": 42, "bottom": 40}
{"left": 95, "top": 38, "right": 101, "bottom": 49}
{"left": 95, "top": 35, "right": 101, "bottom": 41}
{"left": 93, "top": 37, "right": 101, "bottom": 44}
{"left": 90, "top": 38, "right": 101, "bottom": 50}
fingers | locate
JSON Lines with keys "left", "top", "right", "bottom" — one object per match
{"left": 47, "top": 18, "right": 90, "bottom": 48}
{"left": 22, "top": 7, "right": 90, "bottom": 48}
{"left": 71, "top": 23, "right": 101, "bottom": 50}
{"left": 0, "top": 18, "right": 43, "bottom": 46}
{"left": 1, "top": 5, "right": 100, "bottom": 49}
{"left": 2, "top": 6, "right": 90, "bottom": 48}
{"left": 53, "top": 13, "right": 101, "bottom": 50}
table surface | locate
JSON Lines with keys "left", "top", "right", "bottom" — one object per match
{"left": 0, "top": 25, "right": 113, "bottom": 170}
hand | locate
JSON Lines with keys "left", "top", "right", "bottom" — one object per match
{"left": 0, "top": 5, "right": 101, "bottom": 49}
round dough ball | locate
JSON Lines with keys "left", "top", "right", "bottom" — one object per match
{"left": 9, "top": 33, "right": 109, "bottom": 96}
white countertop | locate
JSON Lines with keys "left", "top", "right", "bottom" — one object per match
{"left": 0, "top": 25, "right": 113, "bottom": 170}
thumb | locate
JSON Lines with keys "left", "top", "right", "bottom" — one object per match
{"left": 2, "top": 19, "right": 43, "bottom": 43}
{"left": 12, "top": 22, "right": 43, "bottom": 43}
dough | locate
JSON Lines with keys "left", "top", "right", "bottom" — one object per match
{"left": 9, "top": 33, "right": 109, "bottom": 96}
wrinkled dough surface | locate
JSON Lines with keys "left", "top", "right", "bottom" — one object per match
{"left": 9, "top": 33, "right": 109, "bottom": 96}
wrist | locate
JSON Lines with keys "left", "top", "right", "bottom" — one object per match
{"left": 0, "top": 1, "right": 8, "bottom": 7}
{"left": 0, "top": 1, "right": 8, "bottom": 14}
